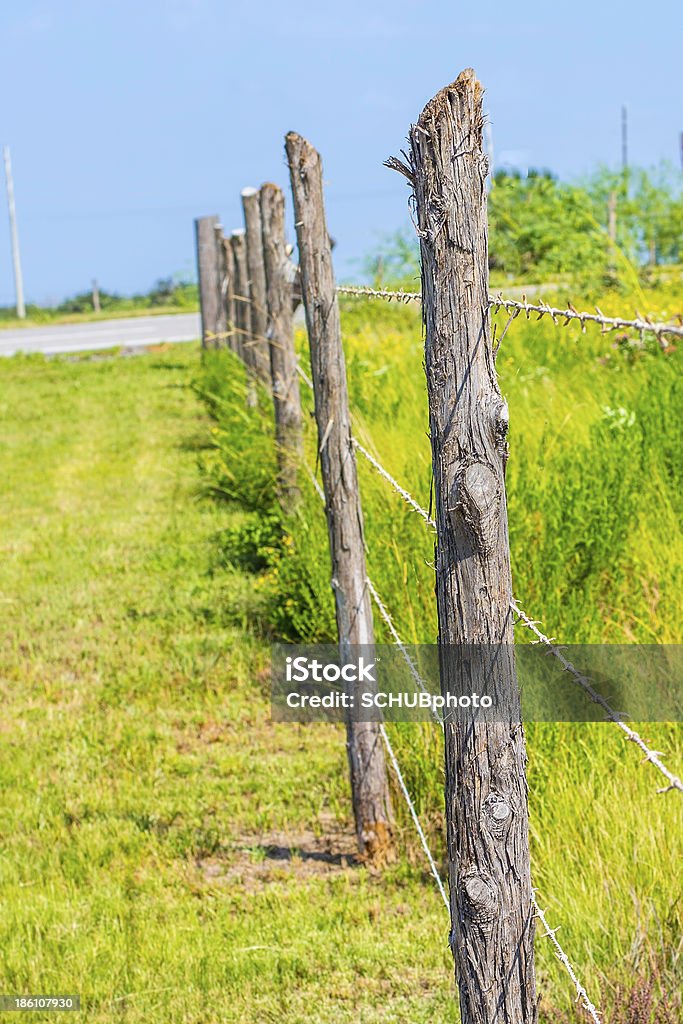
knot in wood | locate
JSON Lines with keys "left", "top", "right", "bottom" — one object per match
{"left": 461, "top": 871, "right": 499, "bottom": 925}
{"left": 494, "top": 400, "right": 509, "bottom": 460}
{"left": 451, "top": 461, "right": 500, "bottom": 555}
{"left": 481, "top": 791, "right": 512, "bottom": 840}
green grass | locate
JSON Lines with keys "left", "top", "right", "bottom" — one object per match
{"left": 199, "top": 285, "right": 683, "bottom": 1020}
{"left": 1, "top": 292, "right": 681, "bottom": 1022}
{"left": 0, "top": 343, "right": 458, "bottom": 1023}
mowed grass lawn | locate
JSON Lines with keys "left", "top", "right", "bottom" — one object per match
{"left": 0, "top": 345, "right": 457, "bottom": 1023}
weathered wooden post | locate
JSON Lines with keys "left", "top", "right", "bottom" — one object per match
{"left": 286, "top": 132, "right": 394, "bottom": 867}
{"left": 194, "top": 214, "right": 220, "bottom": 348}
{"left": 241, "top": 187, "right": 272, "bottom": 387}
{"left": 395, "top": 69, "right": 537, "bottom": 1021}
{"left": 230, "top": 229, "right": 253, "bottom": 395}
{"left": 222, "top": 235, "right": 237, "bottom": 353}
{"left": 259, "top": 183, "right": 303, "bottom": 505}
{"left": 214, "top": 224, "right": 228, "bottom": 348}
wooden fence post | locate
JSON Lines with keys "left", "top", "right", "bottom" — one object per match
{"left": 222, "top": 235, "right": 237, "bottom": 353}
{"left": 259, "top": 183, "right": 303, "bottom": 505}
{"left": 400, "top": 69, "right": 537, "bottom": 1022}
{"left": 214, "top": 224, "right": 228, "bottom": 348}
{"left": 230, "top": 229, "right": 255, "bottom": 400}
{"left": 194, "top": 214, "right": 220, "bottom": 348}
{"left": 241, "top": 188, "right": 272, "bottom": 387}
{"left": 286, "top": 132, "right": 394, "bottom": 867}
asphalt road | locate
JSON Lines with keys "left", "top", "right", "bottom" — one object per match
{"left": 0, "top": 312, "right": 201, "bottom": 357}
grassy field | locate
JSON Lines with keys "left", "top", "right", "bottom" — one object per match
{"left": 0, "top": 344, "right": 456, "bottom": 1023}
{"left": 0, "top": 294, "right": 681, "bottom": 1023}
{"left": 199, "top": 286, "right": 683, "bottom": 1020}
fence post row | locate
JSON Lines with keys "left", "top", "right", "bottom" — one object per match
{"left": 259, "top": 183, "right": 304, "bottom": 505}
{"left": 285, "top": 132, "right": 395, "bottom": 867}
{"left": 401, "top": 68, "right": 537, "bottom": 1021}
{"left": 194, "top": 214, "right": 220, "bottom": 348}
{"left": 241, "top": 187, "right": 272, "bottom": 388}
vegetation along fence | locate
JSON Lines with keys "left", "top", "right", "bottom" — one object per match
{"left": 193, "top": 69, "right": 683, "bottom": 1024}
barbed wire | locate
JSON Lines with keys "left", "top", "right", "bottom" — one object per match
{"left": 235, "top": 285, "right": 624, "bottom": 1019}
{"left": 339, "top": 436, "right": 683, "bottom": 796}
{"left": 365, "top": 575, "right": 442, "bottom": 725}
{"left": 299, "top": 458, "right": 603, "bottom": 1020}
{"left": 337, "top": 284, "right": 421, "bottom": 303}
{"left": 511, "top": 600, "right": 683, "bottom": 795}
{"left": 379, "top": 723, "right": 449, "bottom": 909}
{"left": 352, "top": 439, "right": 436, "bottom": 529}
{"left": 489, "top": 294, "right": 683, "bottom": 341}
{"left": 334, "top": 283, "right": 683, "bottom": 340}
{"left": 532, "top": 897, "right": 602, "bottom": 1023}
{"left": 295, "top": 361, "right": 314, "bottom": 392}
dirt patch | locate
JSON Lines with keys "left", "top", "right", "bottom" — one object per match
{"left": 197, "top": 821, "right": 361, "bottom": 892}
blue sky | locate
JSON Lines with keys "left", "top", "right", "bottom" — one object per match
{"left": 0, "top": 0, "right": 680, "bottom": 305}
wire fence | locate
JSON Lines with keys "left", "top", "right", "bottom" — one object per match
{"left": 337, "top": 283, "right": 683, "bottom": 342}
{"left": 197, "top": 138, "right": 681, "bottom": 1018}
{"left": 302, "top": 434, "right": 603, "bottom": 1016}
{"left": 296, "top": 273, "right": 681, "bottom": 1018}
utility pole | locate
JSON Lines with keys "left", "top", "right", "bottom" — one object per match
{"left": 607, "top": 190, "right": 618, "bottom": 281}
{"left": 621, "top": 105, "right": 628, "bottom": 173}
{"left": 3, "top": 146, "right": 26, "bottom": 319}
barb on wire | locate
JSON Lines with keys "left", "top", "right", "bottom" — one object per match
{"left": 353, "top": 439, "right": 435, "bottom": 528}
{"left": 336, "top": 284, "right": 422, "bottom": 304}
{"left": 532, "top": 897, "right": 602, "bottom": 1023}
{"left": 512, "top": 599, "right": 683, "bottom": 795}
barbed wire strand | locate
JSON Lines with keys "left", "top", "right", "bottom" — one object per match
{"left": 310, "top": 407, "right": 683, "bottom": 798}
{"left": 511, "top": 599, "right": 683, "bottom": 795}
{"left": 301, "top": 458, "right": 602, "bottom": 1020}
{"left": 296, "top": 361, "right": 314, "bottom": 392}
{"left": 337, "top": 284, "right": 421, "bottom": 304}
{"left": 353, "top": 439, "right": 436, "bottom": 528}
{"left": 532, "top": 898, "right": 602, "bottom": 1023}
{"left": 490, "top": 294, "right": 683, "bottom": 341}
{"left": 379, "top": 722, "right": 449, "bottom": 910}
{"left": 248, "top": 292, "right": 604, "bottom": 1016}
{"left": 335, "top": 284, "right": 683, "bottom": 339}
{"left": 365, "top": 575, "right": 442, "bottom": 725}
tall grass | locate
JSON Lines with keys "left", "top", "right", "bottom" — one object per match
{"left": 198, "top": 287, "right": 682, "bottom": 1017}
